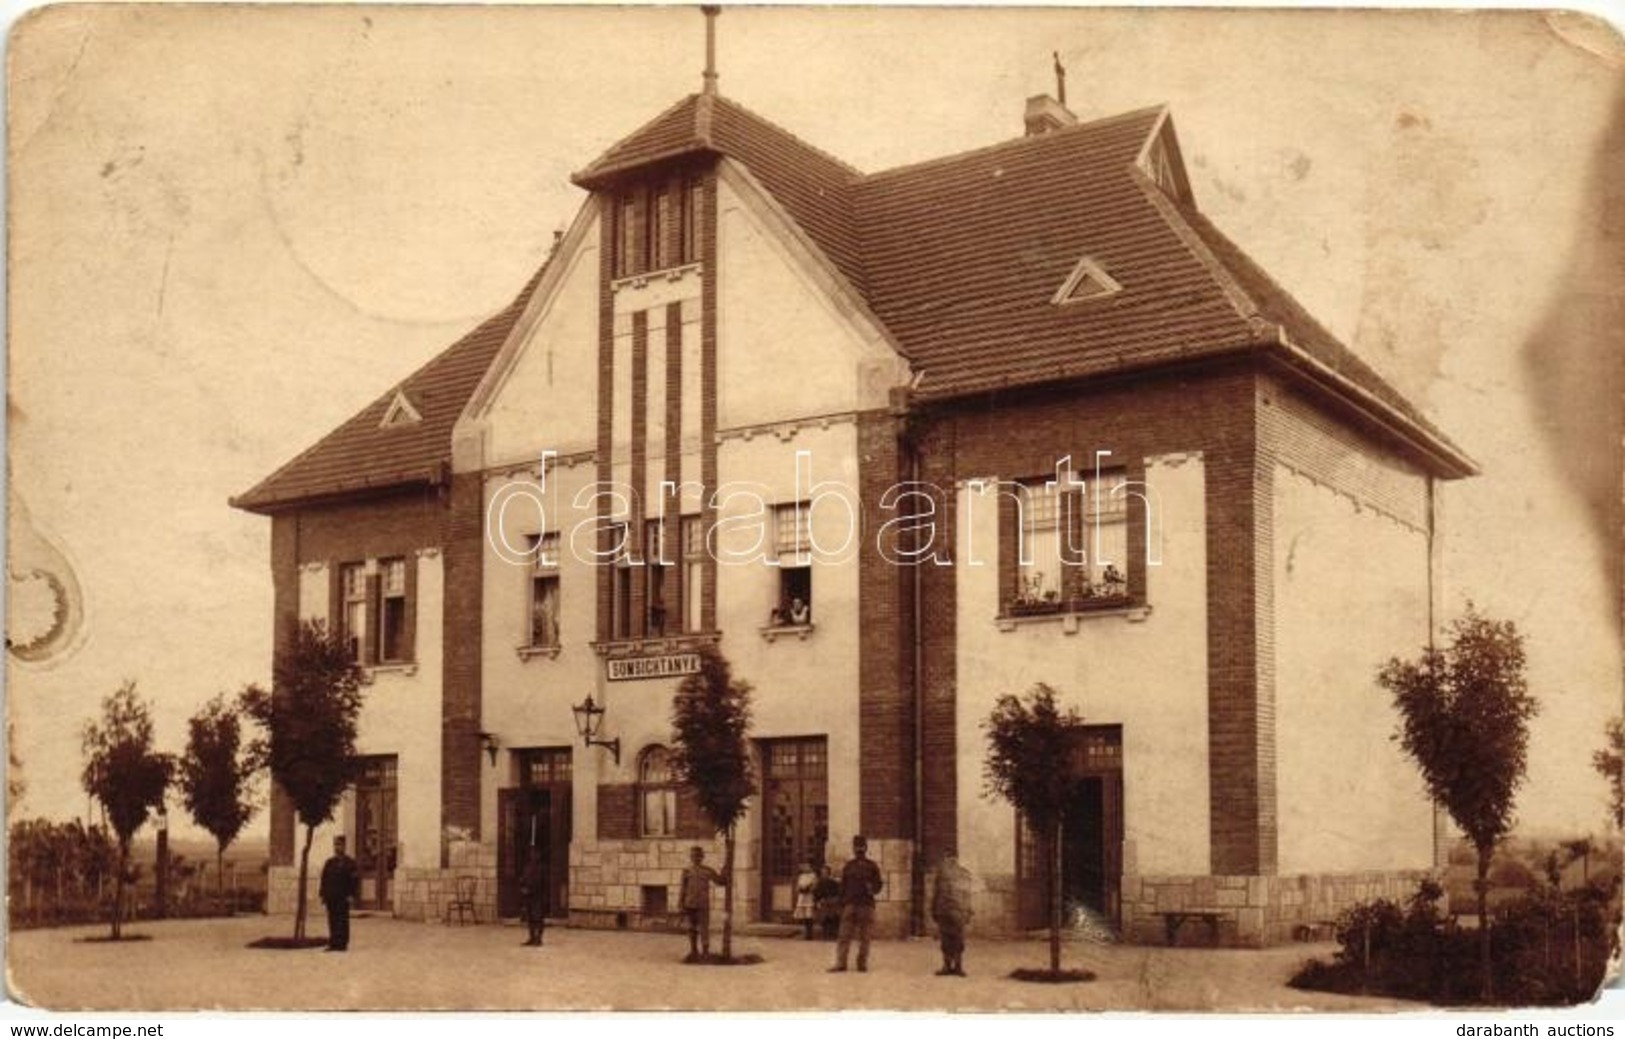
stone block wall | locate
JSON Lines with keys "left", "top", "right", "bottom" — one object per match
{"left": 393, "top": 840, "right": 499, "bottom": 922}
{"left": 860, "top": 838, "right": 915, "bottom": 938}
{"left": 1120, "top": 869, "right": 1435, "bottom": 947}
{"left": 265, "top": 865, "right": 320, "bottom": 916}
{"left": 568, "top": 835, "right": 744, "bottom": 931}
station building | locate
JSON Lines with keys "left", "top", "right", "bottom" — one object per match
{"left": 233, "top": 65, "right": 1474, "bottom": 946}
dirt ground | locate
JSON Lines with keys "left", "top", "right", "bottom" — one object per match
{"left": 6, "top": 913, "right": 1419, "bottom": 1013}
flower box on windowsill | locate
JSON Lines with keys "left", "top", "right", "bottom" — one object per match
{"left": 515, "top": 644, "right": 563, "bottom": 661}
{"left": 758, "top": 623, "right": 816, "bottom": 643}
{"left": 359, "top": 661, "right": 418, "bottom": 684}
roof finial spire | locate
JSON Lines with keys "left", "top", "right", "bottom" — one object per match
{"left": 1053, "top": 51, "right": 1067, "bottom": 107}
{"left": 702, "top": 6, "right": 720, "bottom": 96}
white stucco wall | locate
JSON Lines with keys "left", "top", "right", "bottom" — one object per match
{"left": 715, "top": 173, "right": 901, "bottom": 428}
{"left": 296, "top": 553, "right": 444, "bottom": 873}
{"left": 1273, "top": 464, "right": 1434, "bottom": 874}
{"left": 954, "top": 454, "right": 1211, "bottom": 879}
{"left": 481, "top": 214, "right": 602, "bottom": 469}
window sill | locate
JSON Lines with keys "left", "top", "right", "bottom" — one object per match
{"left": 758, "top": 623, "right": 815, "bottom": 643}
{"left": 593, "top": 632, "right": 721, "bottom": 657}
{"left": 995, "top": 602, "right": 1151, "bottom": 633}
{"left": 359, "top": 662, "right": 418, "bottom": 684}
{"left": 610, "top": 262, "right": 701, "bottom": 293}
{"left": 516, "top": 644, "right": 562, "bottom": 661}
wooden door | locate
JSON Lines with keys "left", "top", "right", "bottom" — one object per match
{"left": 498, "top": 748, "right": 573, "bottom": 918}
{"left": 759, "top": 737, "right": 829, "bottom": 921}
{"left": 354, "top": 756, "right": 398, "bottom": 910}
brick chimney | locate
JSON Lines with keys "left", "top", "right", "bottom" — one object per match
{"left": 1025, "top": 94, "right": 1078, "bottom": 136}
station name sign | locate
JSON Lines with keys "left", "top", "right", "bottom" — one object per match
{"left": 606, "top": 653, "right": 702, "bottom": 682}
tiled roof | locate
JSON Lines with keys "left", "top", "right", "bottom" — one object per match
{"left": 241, "top": 92, "right": 1471, "bottom": 510}
{"left": 230, "top": 266, "right": 545, "bottom": 512}
{"left": 854, "top": 107, "right": 1264, "bottom": 397}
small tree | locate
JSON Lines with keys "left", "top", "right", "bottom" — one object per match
{"left": 179, "top": 693, "right": 259, "bottom": 914}
{"left": 81, "top": 681, "right": 174, "bottom": 939}
{"left": 984, "top": 682, "right": 1083, "bottom": 977}
{"left": 669, "top": 646, "right": 754, "bottom": 962}
{"left": 1377, "top": 607, "right": 1538, "bottom": 1000}
{"left": 1592, "top": 717, "right": 1623, "bottom": 831}
{"left": 239, "top": 620, "right": 364, "bottom": 941}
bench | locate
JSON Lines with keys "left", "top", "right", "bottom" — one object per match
{"left": 1159, "top": 910, "right": 1224, "bottom": 946}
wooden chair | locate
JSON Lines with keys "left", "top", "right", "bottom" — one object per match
{"left": 444, "top": 875, "right": 478, "bottom": 925}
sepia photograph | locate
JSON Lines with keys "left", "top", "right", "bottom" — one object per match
{"left": 5, "top": 3, "right": 1622, "bottom": 1015}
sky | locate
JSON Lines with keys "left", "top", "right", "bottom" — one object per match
{"left": 6, "top": 5, "right": 1622, "bottom": 842}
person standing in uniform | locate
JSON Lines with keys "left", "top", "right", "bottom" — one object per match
{"left": 830, "top": 835, "right": 883, "bottom": 973}
{"left": 319, "top": 835, "right": 359, "bottom": 952}
{"left": 520, "top": 846, "right": 548, "bottom": 947}
{"left": 679, "top": 845, "right": 726, "bottom": 961}
{"left": 931, "top": 850, "right": 974, "bottom": 977}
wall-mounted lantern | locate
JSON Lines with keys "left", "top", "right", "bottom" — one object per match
{"left": 570, "top": 694, "right": 621, "bottom": 765}
{"left": 479, "top": 731, "right": 501, "bottom": 768}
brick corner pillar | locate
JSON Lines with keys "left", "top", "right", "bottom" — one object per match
{"left": 441, "top": 470, "right": 486, "bottom": 847}
{"left": 268, "top": 513, "right": 300, "bottom": 866}
{"left": 1203, "top": 377, "right": 1278, "bottom": 877}
{"left": 855, "top": 408, "right": 914, "bottom": 842}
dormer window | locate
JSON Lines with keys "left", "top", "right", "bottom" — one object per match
{"left": 379, "top": 391, "right": 422, "bottom": 428}
{"left": 612, "top": 173, "right": 703, "bottom": 280}
{"left": 1052, "top": 256, "right": 1122, "bottom": 305}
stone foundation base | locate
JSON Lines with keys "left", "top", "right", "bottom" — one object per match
{"left": 267, "top": 841, "right": 500, "bottom": 923}
{"left": 1121, "top": 869, "right": 1437, "bottom": 947}
{"left": 565, "top": 836, "right": 915, "bottom": 939}
{"left": 394, "top": 841, "right": 499, "bottom": 922}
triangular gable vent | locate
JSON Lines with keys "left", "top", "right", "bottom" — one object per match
{"left": 1052, "top": 257, "right": 1122, "bottom": 304}
{"left": 380, "top": 390, "right": 422, "bottom": 429}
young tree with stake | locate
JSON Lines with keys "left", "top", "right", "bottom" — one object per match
{"left": 670, "top": 647, "right": 754, "bottom": 963}
{"left": 1377, "top": 607, "right": 1538, "bottom": 1001}
{"left": 179, "top": 693, "right": 259, "bottom": 914}
{"left": 239, "top": 620, "right": 364, "bottom": 942}
{"left": 984, "top": 682, "right": 1083, "bottom": 978}
{"left": 80, "top": 681, "right": 174, "bottom": 940}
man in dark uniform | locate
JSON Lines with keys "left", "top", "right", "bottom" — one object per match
{"left": 319, "top": 835, "right": 359, "bottom": 952}
{"left": 830, "top": 834, "right": 884, "bottom": 973}
{"left": 520, "top": 846, "right": 547, "bottom": 947}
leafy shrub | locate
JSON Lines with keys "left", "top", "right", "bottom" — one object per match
{"left": 1292, "top": 877, "right": 1616, "bottom": 1006}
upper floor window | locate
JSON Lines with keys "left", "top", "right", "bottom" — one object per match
{"left": 617, "top": 194, "right": 638, "bottom": 279}
{"left": 1006, "top": 469, "right": 1130, "bottom": 615}
{"left": 645, "top": 521, "right": 670, "bottom": 637}
{"left": 335, "top": 557, "right": 415, "bottom": 664}
{"left": 681, "top": 175, "right": 701, "bottom": 264}
{"left": 529, "top": 533, "right": 561, "bottom": 649}
{"left": 770, "top": 502, "right": 812, "bottom": 627}
{"left": 378, "top": 558, "right": 409, "bottom": 663}
{"left": 638, "top": 745, "right": 677, "bottom": 838}
{"left": 614, "top": 175, "right": 703, "bottom": 280}
{"left": 339, "top": 563, "right": 368, "bottom": 662}
{"left": 681, "top": 515, "right": 706, "bottom": 634}
{"left": 609, "top": 522, "right": 633, "bottom": 640}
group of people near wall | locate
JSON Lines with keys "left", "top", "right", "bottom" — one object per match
{"left": 317, "top": 833, "right": 976, "bottom": 976}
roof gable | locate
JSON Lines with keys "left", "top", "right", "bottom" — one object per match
{"left": 238, "top": 92, "right": 1472, "bottom": 511}
{"left": 230, "top": 265, "right": 546, "bottom": 513}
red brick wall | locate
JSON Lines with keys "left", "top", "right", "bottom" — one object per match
{"left": 598, "top": 784, "right": 638, "bottom": 841}
{"left": 441, "top": 473, "right": 485, "bottom": 841}
{"left": 1260, "top": 375, "right": 1430, "bottom": 529}
{"left": 856, "top": 408, "right": 913, "bottom": 839}
{"left": 913, "top": 364, "right": 1277, "bottom": 875}
{"left": 268, "top": 514, "right": 299, "bottom": 866}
